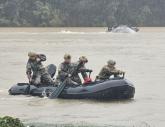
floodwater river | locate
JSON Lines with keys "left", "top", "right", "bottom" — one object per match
{"left": 0, "top": 27, "right": 165, "bottom": 127}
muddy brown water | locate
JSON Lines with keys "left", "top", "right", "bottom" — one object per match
{"left": 0, "top": 27, "right": 165, "bottom": 127}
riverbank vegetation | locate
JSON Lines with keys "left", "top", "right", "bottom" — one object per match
{"left": 0, "top": 0, "right": 165, "bottom": 27}
{"left": 27, "top": 123, "right": 100, "bottom": 127}
{"left": 0, "top": 116, "right": 25, "bottom": 127}
{"left": 0, "top": 116, "right": 99, "bottom": 127}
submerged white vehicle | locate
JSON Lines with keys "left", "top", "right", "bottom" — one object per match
{"left": 108, "top": 25, "right": 139, "bottom": 33}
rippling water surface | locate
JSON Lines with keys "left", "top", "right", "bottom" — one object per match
{"left": 0, "top": 27, "right": 165, "bottom": 127}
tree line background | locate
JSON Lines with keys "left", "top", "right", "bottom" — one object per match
{"left": 0, "top": 0, "right": 164, "bottom": 27}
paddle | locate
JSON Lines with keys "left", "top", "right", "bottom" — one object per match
{"left": 49, "top": 62, "right": 82, "bottom": 99}
{"left": 49, "top": 78, "right": 68, "bottom": 99}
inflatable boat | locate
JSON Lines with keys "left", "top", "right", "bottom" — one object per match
{"left": 9, "top": 78, "right": 135, "bottom": 100}
{"left": 8, "top": 64, "right": 135, "bottom": 100}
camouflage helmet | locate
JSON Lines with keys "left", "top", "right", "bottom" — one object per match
{"left": 107, "top": 59, "right": 116, "bottom": 66}
{"left": 79, "top": 56, "right": 88, "bottom": 63}
{"left": 28, "top": 52, "right": 37, "bottom": 57}
{"left": 64, "top": 54, "right": 71, "bottom": 59}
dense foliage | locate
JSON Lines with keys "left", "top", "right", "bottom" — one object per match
{"left": 0, "top": 116, "right": 25, "bottom": 127}
{"left": 0, "top": 0, "right": 165, "bottom": 27}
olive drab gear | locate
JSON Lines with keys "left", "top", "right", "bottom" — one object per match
{"left": 28, "top": 52, "right": 37, "bottom": 58}
{"left": 55, "top": 62, "right": 72, "bottom": 84}
{"left": 26, "top": 53, "right": 54, "bottom": 85}
{"left": 96, "top": 64, "right": 124, "bottom": 80}
{"left": 79, "top": 56, "right": 88, "bottom": 63}
{"left": 70, "top": 62, "right": 83, "bottom": 84}
{"left": 71, "top": 61, "right": 91, "bottom": 84}
{"left": 64, "top": 54, "right": 71, "bottom": 59}
{"left": 55, "top": 54, "right": 72, "bottom": 85}
{"left": 107, "top": 59, "right": 116, "bottom": 66}
{"left": 55, "top": 55, "right": 92, "bottom": 85}
{"left": 38, "top": 54, "right": 46, "bottom": 61}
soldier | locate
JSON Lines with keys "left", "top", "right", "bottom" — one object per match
{"left": 26, "top": 52, "right": 54, "bottom": 86}
{"left": 55, "top": 54, "right": 72, "bottom": 85}
{"left": 71, "top": 56, "right": 92, "bottom": 84}
{"left": 96, "top": 60, "right": 125, "bottom": 81}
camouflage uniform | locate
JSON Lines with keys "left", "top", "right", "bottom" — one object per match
{"left": 96, "top": 65, "right": 123, "bottom": 80}
{"left": 71, "top": 56, "right": 92, "bottom": 84}
{"left": 71, "top": 62, "right": 89, "bottom": 84}
{"left": 26, "top": 54, "right": 54, "bottom": 85}
{"left": 55, "top": 62, "right": 72, "bottom": 84}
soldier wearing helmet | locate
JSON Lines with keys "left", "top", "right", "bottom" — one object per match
{"left": 79, "top": 56, "right": 88, "bottom": 63}
{"left": 96, "top": 59, "right": 125, "bottom": 81}
{"left": 55, "top": 54, "right": 72, "bottom": 84}
{"left": 26, "top": 52, "right": 54, "bottom": 86}
{"left": 71, "top": 56, "right": 92, "bottom": 84}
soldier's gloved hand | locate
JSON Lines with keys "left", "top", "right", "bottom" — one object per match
{"left": 86, "top": 69, "right": 93, "bottom": 73}
{"left": 38, "top": 54, "right": 46, "bottom": 61}
{"left": 119, "top": 71, "right": 125, "bottom": 75}
{"left": 67, "top": 74, "right": 72, "bottom": 78}
{"left": 117, "top": 70, "right": 122, "bottom": 75}
{"left": 29, "top": 78, "right": 32, "bottom": 84}
{"left": 36, "top": 57, "right": 41, "bottom": 62}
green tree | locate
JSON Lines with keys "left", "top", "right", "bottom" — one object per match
{"left": 0, "top": 0, "right": 165, "bottom": 27}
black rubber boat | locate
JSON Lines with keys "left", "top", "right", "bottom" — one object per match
{"left": 9, "top": 78, "right": 135, "bottom": 100}
{"left": 8, "top": 64, "right": 135, "bottom": 100}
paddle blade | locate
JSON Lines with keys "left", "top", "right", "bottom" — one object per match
{"left": 49, "top": 83, "right": 67, "bottom": 99}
